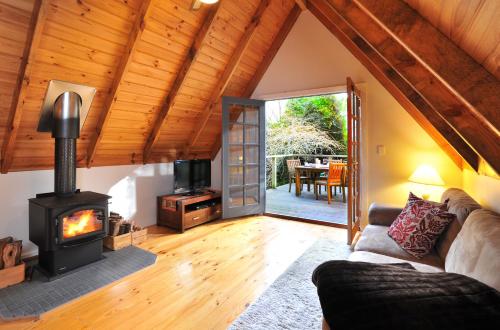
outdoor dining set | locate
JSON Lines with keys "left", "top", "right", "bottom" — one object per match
{"left": 286, "top": 159, "right": 347, "bottom": 204}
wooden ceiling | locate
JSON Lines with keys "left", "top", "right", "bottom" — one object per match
{"left": 0, "top": 0, "right": 298, "bottom": 172}
{"left": 308, "top": 0, "right": 499, "bottom": 174}
{"left": 0, "top": 0, "right": 498, "bottom": 174}
{"left": 404, "top": 0, "right": 499, "bottom": 79}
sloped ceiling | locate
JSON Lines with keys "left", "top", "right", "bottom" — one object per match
{"left": 0, "top": 0, "right": 498, "bottom": 174}
{"left": 307, "top": 0, "right": 499, "bottom": 174}
{"left": 0, "top": 0, "right": 297, "bottom": 172}
{"left": 403, "top": 0, "right": 499, "bottom": 79}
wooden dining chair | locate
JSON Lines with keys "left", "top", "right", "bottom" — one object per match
{"left": 286, "top": 159, "right": 311, "bottom": 193}
{"left": 314, "top": 162, "right": 346, "bottom": 203}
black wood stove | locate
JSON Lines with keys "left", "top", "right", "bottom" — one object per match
{"left": 29, "top": 82, "right": 110, "bottom": 277}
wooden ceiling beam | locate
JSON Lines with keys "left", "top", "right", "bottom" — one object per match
{"left": 356, "top": 0, "right": 499, "bottom": 131}
{"left": 209, "top": 4, "right": 302, "bottom": 159}
{"left": 86, "top": 0, "right": 153, "bottom": 168}
{"left": 348, "top": 0, "right": 500, "bottom": 172}
{"left": 1, "top": 0, "right": 46, "bottom": 174}
{"left": 243, "top": 4, "right": 302, "bottom": 101}
{"left": 185, "top": 0, "right": 271, "bottom": 156}
{"left": 295, "top": 0, "right": 308, "bottom": 11}
{"left": 142, "top": 3, "right": 221, "bottom": 164}
{"left": 308, "top": 0, "right": 479, "bottom": 170}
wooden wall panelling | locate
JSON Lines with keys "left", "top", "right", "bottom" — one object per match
{"left": 4, "top": 0, "right": 491, "bottom": 172}
{"left": 41, "top": 20, "right": 125, "bottom": 55}
{"left": 214, "top": 1, "right": 284, "bottom": 97}
{"left": 357, "top": 0, "right": 500, "bottom": 129}
{"left": 0, "top": 0, "right": 33, "bottom": 25}
{"left": 205, "top": 1, "right": 293, "bottom": 141}
{"left": 307, "top": 0, "right": 478, "bottom": 170}
{"left": 403, "top": 0, "right": 500, "bottom": 79}
{"left": 210, "top": 4, "right": 302, "bottom": 159}
{"left": 7, "top": 0, "right": 141, "bottom": 171}
{"left": 185, "top": 0, "right": 272, "bottom": 157}
{"left": 242, "top": 4, "right": 301, "bottom": 98}
{"left": 142, "top": 3, "right": 221, "bottom": 163}
{"left": 94, "top": 1, "right": 211, "bottom": 165}
{"left": 46, "top": 0, "right": 134, "bottom": 40}
{"left": 0, "top": 0, "right": 34, "bottom": 144}
{"left": 1, "top": 0, "right": 45, "bottom": 173}
{"left": 352, "top": 0, "right": 499, "bottom": 172}
{"left": 150, "top": 1, "right": 250, "bottom": 158}
{"left": 150, "top": 29, "right": 236, "bottom": 153}
{"left": 86, "top": 0, "right": 153, "bottom": 167}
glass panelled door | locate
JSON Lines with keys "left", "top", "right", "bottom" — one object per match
{"left": 222, "top": 97, "right": 265, "bottom": 219}
{"left": 347, "top": 77, "right": 361, "bottom": 245}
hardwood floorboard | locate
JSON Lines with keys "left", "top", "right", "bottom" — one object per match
{"left": 0, "top": 216, "right": 346, "bottom": 330}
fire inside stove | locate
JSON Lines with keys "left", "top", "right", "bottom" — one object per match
{"left": 62, "top": 209, "right": 103, "bottom": 239}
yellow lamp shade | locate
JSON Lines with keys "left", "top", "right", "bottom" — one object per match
{"left": 408, "top": 165, "right": 444, "bottom": 186}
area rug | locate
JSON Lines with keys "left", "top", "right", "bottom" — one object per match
{"left": 0, "top": 246, "right": 157, "bottom": 320}
{"left": 230, "top": 239, "right": 351, "bottom": 330}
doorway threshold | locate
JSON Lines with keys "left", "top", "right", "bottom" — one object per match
{"left": 264, "top": 212, "right": 347, "bottom": 229}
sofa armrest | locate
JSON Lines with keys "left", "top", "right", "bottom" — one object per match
{"left": 368, "top": 203, "right": 403, "bottom": 226}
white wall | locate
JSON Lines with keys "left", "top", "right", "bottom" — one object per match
{"left": 463, "top": 168, "right": 500, "bottom": 213}
{"left": 211, "top": 151, "right": 222, "bottom": 191}
{"left": 1, "top": 159, "right": 222, "bottom": 257}
{"left": 0, "top": 164, "right": 174, "bottom": 257}
{"left": 248, "top": 11, "right": 462, "bottom": 223}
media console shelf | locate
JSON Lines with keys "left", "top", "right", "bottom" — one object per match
{"left": 157, "top": 191, "right": 222, "bottom": 233}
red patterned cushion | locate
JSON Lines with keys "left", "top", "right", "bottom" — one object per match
{"left": 388, "top": 193, "right": 455, "bottom": 259}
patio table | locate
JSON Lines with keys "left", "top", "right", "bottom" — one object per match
{"left": 295, "top": 164, "right": 346, "bottom": 197}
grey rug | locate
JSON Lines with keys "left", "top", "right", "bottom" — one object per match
{"left": 0, "top": 246, "right": 157, "bottom": 320}
{"left": 230, "top": 239, "right": 351, "bottom": 330}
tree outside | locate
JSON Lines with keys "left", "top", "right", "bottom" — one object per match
{"left": 266, "top": 93, "right": 348, "bottom": 188}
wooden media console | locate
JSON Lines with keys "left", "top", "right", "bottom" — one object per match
{"left": 157, "top": 191, "right": 222, "bottom": 233}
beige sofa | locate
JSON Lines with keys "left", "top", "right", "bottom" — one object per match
{"left": 348, "top": 188, "right": 500, "bottom": 291}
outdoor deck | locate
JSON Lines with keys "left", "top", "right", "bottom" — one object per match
{"left": 265, "top": 184, "right": 347, "bottom": 225}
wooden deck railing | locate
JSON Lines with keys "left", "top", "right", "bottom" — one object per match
{"left": 266, "top": 154, "right": 347, "bottom": 189}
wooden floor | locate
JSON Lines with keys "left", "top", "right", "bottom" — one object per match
{"left": 1, "top": 216, "right": 346, "bottom": 330}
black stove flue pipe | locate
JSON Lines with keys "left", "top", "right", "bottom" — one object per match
{"left": 52, "top": 91, "right": 82, "bottom": 198}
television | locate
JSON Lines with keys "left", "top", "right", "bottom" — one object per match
{"left": 174, "top": 159, "right": 211, "bottom": 194}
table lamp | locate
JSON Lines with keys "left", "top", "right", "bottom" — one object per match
{"left": 408, "top": 164, "right": 444, "bottom": 200}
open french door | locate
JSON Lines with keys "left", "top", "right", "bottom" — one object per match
{"left": 222, "top": 96, "right": 266, "bottom": 219}
{"left": 347, "top": 78, "right": 361, "bottom": 244}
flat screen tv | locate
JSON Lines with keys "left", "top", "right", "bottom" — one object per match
{"left": 174, "top": 159, "right": 211, "bottom": 194}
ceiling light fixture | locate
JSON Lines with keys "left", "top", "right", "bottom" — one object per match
{"left": 191, "top": 0, "right": 218, "bottom": 11}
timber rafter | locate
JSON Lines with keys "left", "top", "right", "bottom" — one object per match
{"left": 309, "top": 0, "right": 499, "bottom": 171}
{"left": 209, "top": 4, "right": 302, "bottom": 159}
{"left": 142, "top": 3, "right": 221, "bottom": 164}
{"left": 295, "top": 0, "right": 308, "bottom": 11}
{"left": 349, "top": 0, "right": 499, "bottom": 172}
{"left": 1, "top": 0, "right": 46, "bottom": 174}
{"left": 356, "top": 0, "right": 499, "bottom": 130}
{"left": 86, "top": 0, "right": 153, "bottom": 168}
{"left": 185, "top": 0, "right": 272, "bottom": 156}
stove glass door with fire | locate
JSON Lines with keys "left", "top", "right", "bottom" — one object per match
{"left": 58, "top": 206, "right": 106, "bottom": 244}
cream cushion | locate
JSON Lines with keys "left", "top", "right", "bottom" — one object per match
{"left": 354, "top": 224, "right": 443, "bottom": 268}
{"left": 445, "top": 209, "right": 500, "bottom": 291}
{"left": 348, "top": 251, "right": 443, "bottom": 273}
{"left": 435, "top": 188, "right": 481, "bottom": 260}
